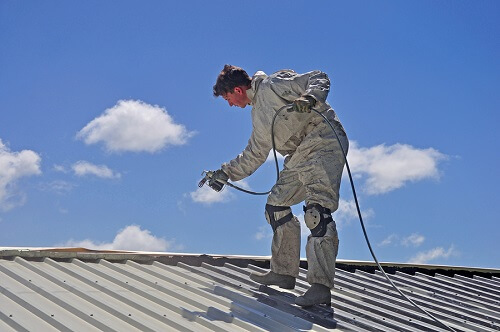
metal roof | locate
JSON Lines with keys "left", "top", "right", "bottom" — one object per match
{"left": 0, "top": 249, "right": 499, "bottom": 331}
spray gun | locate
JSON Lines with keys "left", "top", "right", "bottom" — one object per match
{"left": 198, "top": 170, "right": 226, "bottom": 192}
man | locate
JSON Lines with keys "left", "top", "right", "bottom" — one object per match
{"left": 209, "top": 64, "right": 348, "bottom": 307}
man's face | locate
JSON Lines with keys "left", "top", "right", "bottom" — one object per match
{"left": 223, "top": 87, "right": 250, "bottom": 108}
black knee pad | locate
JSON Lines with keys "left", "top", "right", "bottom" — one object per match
{"left": 265, "top": 204, "right": 293, "bottom": 233}
{"left": 303, "top": 203, "right": 332, "bottom": 237}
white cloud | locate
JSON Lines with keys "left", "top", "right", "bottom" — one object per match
{"left": 408, "top": 245, "right": 458, "bottom": 264}
{"left": 265, "top": 150, "right": 285, "bottom": 163}
{"left": 347, "top": 141, "right": 447, "bottom": 195}
{"left": 379, "top": 232, "right": 425, "bottom": 247}
{"left": 77, "top": 99, "right": 195, "bottom": 153}
{"left": 0, "top": 139, "right": 42, "bottom": 211}
{"left": 190, "top": 184, "right": 234, "bottom": 205}
{"left": 190, "top": 179, "right": 249, "bottom": 205}
{"left": 334, "top": 198, "right": 374, "bottom": 228}
{"left": 379, "top": 233, "right": 399, "bottom": 247}
{"left": 401, "top": 233, "right": 425, "bottom": 247}
{"left": 39, "top": 180, "right": 75, "bottom": 194}
{"left": 61, "top": 225, "right": 182, "bottom": 252}
{"left": 255, "top": 225, "right": 273, "bottom": 240}
{"left": 53, "top": 164, "right": 68, "bottom": 173}
{"left": 72, "top": 161, "right": 121, "bottom": 179}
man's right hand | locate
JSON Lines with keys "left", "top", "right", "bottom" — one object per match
{"left": 208, "top": 169, "right": 228, "bottom": 192}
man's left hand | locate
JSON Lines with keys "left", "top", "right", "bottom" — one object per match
{"left": 292, "top": 95, "right": 316, "bottom": 113}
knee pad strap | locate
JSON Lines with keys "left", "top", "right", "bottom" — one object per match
{"left": 303, "top": 203, "right": 332, "bottom": 237}
{"left": 265, "top": 204, "right": 293, "bottom": 233}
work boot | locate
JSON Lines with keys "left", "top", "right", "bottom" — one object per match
{"left": 295, "top": 283, "right": 331, "bottom": 307}
{"left": 249, "top": 271, "right": 296, "bottom": 289}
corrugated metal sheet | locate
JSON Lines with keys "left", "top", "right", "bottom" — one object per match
{"left": 0, "top": 250, "right": 499, "bottom": 331}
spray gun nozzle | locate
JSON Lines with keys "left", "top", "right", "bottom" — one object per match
{"left": 198, "top": 170, "right": 213, "bottom": 188}
{"left": 198, "top": 170, "right": 224, "bottom": 191}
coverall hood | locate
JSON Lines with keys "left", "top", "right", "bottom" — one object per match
{"left": 246, "top": 71, "right": 266, "bottom": 105}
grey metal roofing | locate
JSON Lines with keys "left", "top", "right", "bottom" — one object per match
{"left": 0, "top": 249, "right": 499, "bottom": 331}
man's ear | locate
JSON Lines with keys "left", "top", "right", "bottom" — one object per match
{"left": 234, "top": 86, "right": 242, "bottom": 95}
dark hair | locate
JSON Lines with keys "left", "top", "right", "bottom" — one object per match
{"left": 213, "top": 64, "right": 252, "bottom": 97}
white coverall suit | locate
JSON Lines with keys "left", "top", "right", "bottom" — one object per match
{"left": 221, "top": 70, "right": 348, "bottom": 289}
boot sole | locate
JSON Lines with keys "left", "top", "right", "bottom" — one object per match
{"left": 296, "top": 301, "right": 332, "bottom": 307}
{"left": 277, "top": 284, "right": 296, "bottom": 289}
{"left": 249, "top": 275, "right": 295, "bottom": 289}
{"left": 255, "top": 281, "right": 295, "bottom": 289}
{"left": 295, "top": 296, "right": 332, "bottom": 307}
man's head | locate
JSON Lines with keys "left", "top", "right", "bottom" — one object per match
{"left": 213, "top": 64, "right": 252, "bottom": 108}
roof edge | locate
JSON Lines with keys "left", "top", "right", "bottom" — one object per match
{"left": 1, "top": 247, "right": 498, "bottom": 278}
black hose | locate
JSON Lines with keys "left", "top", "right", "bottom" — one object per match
{"left": 225, "top": 104, "right": 457, "bottom": 331}
{"left": 312, "top": 109, "right": 456, "bottom": 332}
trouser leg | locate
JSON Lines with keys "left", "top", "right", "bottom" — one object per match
{"left": 301, "top": 147, "right": 343, "bottom": 288}
{"left": 294, "top": 123, "right": 347, "bottom": 289}
{"left": 270, "top": 214, "right": 301, "bottom": 277}
{"left": 266, "top": 166, "right": 305, "bottom": 278}
{"left": 306, "top": 221, "right": 339, "bottom": 288}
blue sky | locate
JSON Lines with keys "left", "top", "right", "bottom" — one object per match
{"left": 1, "top": 1, "right": 498, "bottom": 269}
